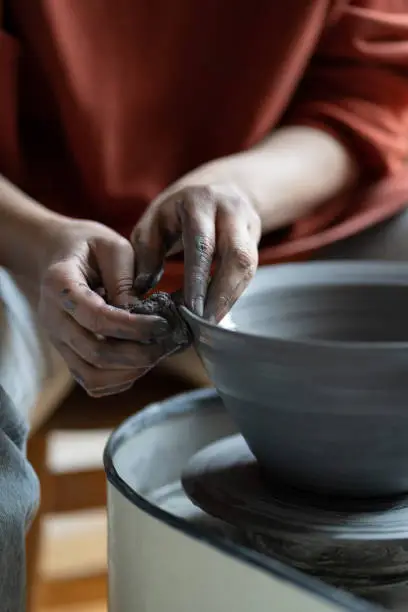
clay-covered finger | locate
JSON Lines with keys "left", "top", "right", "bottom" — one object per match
{"left": 204, "top": 225, "right": 258, "bottom": 323}
{"left": 85, "top": 381, "right": 138, "bottom": 398}
{"left": 131, "top": 218, "right": 166, "bottom": 295}
{"left": 42, "top": 260, "right": 171, "bottom": 341}
{"left": 59, "top": 314, "right": 171, "bottom": 370}
{"left": 93, "top": 236, "right": 135, "bottom": 307}
{"left": 179, "top": 187, "right": 216, "bottom": 316}
{"left": 56, "top": 343, "right": 152, "bottom": 397}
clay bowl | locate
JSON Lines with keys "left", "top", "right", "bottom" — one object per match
{"left": 180, "top": 262, "right": 408, "bottom": 498}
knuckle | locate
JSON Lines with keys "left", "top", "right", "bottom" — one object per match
{"left": 41, "top": 263, "right": 67, "bottom": 295}
{"left": 231, "top": 245, "right": 257, "bottom": 276}
{"left": 194, "top": 235, "right": 215, "bottom": 263}
{"left": 223, "top": 193, "right": 242, "bottom": 212}
{"left": 87, "top": 221, "right": 125, "bottom": 245}
{"left": 92, "top": 229, "right": 133, "bottom": 256}
{"left": 83, "top": 220, "right": 108, "bottom": 235}
{"left": 111, "top": 235, "right": 134, "bottom": 256}
{"left": 186, "top": 185, "right": 214, "bottom": 202}
{"left": 116, "top": 234, "right": 133, "bottom": 249}
{"left": 182, "top": 186, "right": 216, "bottom": 212}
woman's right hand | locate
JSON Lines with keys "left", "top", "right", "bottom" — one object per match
{"left": 36, "top": 217, "right": 176, "bottom": 397}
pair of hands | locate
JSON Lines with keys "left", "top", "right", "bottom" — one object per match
{"left": 38, "top": 166, "right": 261, "bottom": 397}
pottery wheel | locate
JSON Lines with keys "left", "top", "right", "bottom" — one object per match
{"left": 182, "top": 434, "right": 408, "bottom": 540}
{"left": 181, "top": 434, "right": 408, "bottom": 605}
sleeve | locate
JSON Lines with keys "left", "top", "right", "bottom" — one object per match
{"left": 285, "top": 1, "right": 408, "bottom": 178}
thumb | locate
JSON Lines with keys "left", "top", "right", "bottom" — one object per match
{"left": 94, "top": 237, "right": 135, "bottom": 307}
{"left": 131, "top": 222, "right": 165, "bottom": 296}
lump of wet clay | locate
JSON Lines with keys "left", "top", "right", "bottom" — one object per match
{"left": 128, "top": 291, "right": 191, "bottom": 347}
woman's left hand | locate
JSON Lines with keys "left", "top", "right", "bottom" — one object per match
{"left": 131, "top": 174, "right": 261, "bottom": 323}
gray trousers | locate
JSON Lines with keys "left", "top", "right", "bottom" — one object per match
{"left": 0, "top": 209, "right": 407, "bottom": 611}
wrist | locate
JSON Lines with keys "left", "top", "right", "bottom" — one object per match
{"left": 0, "top": 177, "right": 72, "bottom": 281}
{"left": 26, "top": 210, "right": 71, "bottom": 282}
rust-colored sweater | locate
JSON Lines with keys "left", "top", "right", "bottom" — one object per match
{"left": 1, "top": 0, "right": 408, "bottom": 290}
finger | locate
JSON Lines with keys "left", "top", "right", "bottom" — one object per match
{"left": 57, "top": 312, "right": 170, "bottom": 370}
{"left": 73, "top": 373, "right": 136, "bottom": 397}
{"left": 180, "top": 187, "right": 216, "bottom": 316}
{"left": 89, "top": 382, "right": 135, "bottom": 397}
{"left": 43, "top": 261, "right": 171, "bottom": 341}
{"left": 56, "top": 343, "right": 152, "bottom": 397}
{"left": 94, "top": 236, "right": 135, "bottom": 307}
{"left": 131, "top": 218, "right": 166, "bottom": 295}
{"left": 204, "top": 220, "right": 258, "bottom": 323}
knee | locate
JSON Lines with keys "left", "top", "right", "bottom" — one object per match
{"left": 0, "top": 388, "right": 40, "bottom": 531}
{"left": 0, "top": 432, "right": 40, "bottom": 532}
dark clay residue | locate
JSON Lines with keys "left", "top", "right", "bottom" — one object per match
{"left": 128, "top": 291, "right": 192, "bottom": 347}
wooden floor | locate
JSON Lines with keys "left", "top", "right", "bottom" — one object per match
{"left": 38, "top": 509, "right": 107, "bottom": 611}
{"left": 47, "top": 604, "right": 105, "bottom": 612}
{"left": 51, "top": 606, "right": 105, "bottom": 612}
{"left": 38, "top": 432, "right": 109, "bottom": 611}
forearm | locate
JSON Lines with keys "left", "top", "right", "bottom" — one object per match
{"left": 0, "top": 176, "right": 64, "bottom": 280}
{"left": 201, "top": 126, "right": 358, "bottom": 234}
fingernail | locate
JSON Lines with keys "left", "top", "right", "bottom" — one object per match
{"left": 134, "top": 270, "right": 163, "bottom": 295}
{"left": 134, "top": 273, "right": 154, "bottom": 294}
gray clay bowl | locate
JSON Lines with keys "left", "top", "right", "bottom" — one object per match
{"left": 180, "top": 262, "right": 408, "bottom": 498}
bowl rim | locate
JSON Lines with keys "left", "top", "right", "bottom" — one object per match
{"left": 180, "top": 261, "right": 408, "bottom": 353}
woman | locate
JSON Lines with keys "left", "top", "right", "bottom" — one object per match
{"left": 1, "top": 2, "right": 408, "bottom": 607}
{"left": 2, "top": 0, "right": 408, "bottom": 396}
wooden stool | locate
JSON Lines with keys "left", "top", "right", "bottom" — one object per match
{"left": 26, "top": 369, "right": 197, "bottom": 610}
